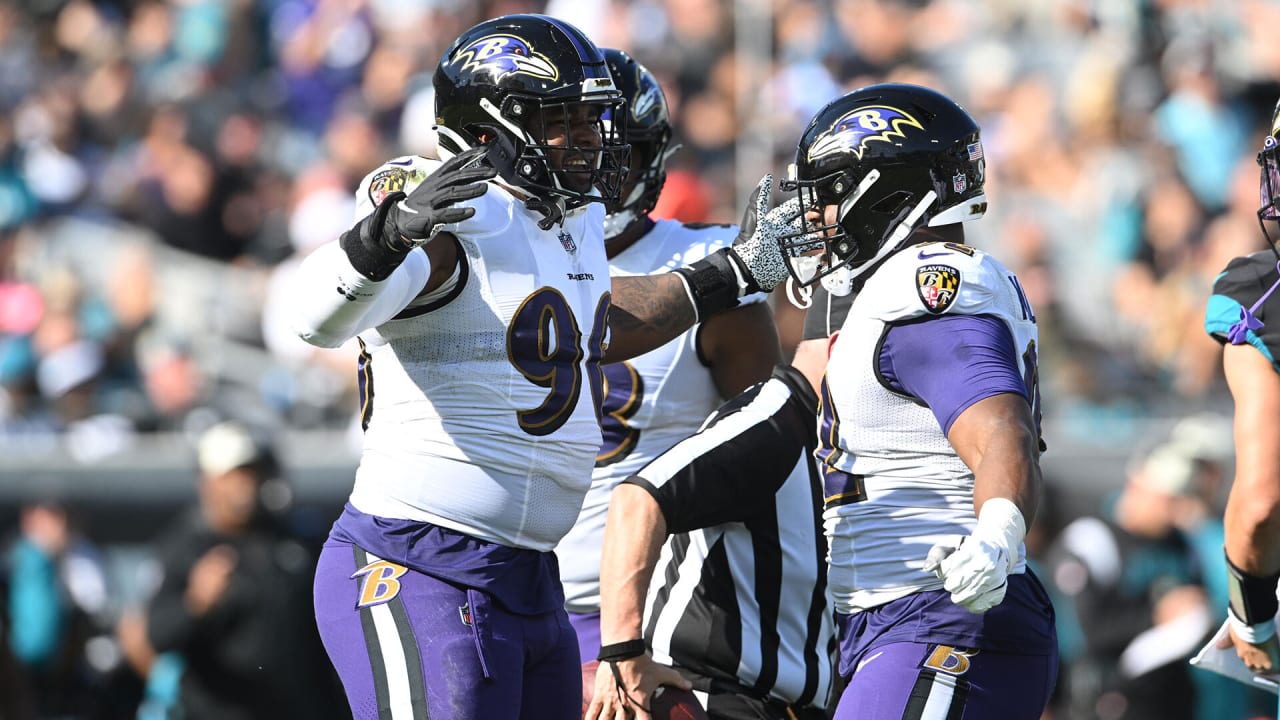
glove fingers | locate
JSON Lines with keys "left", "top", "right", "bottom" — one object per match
{"left": 437, "top": 145, "right": 490, "bottom": 174}
{"left": 960, "top": 580, "right": 1007, "bottom": 613}
{"left": 409, "top": 167, "right": 496, "bottom": 206}
{"left": 772, "top": 196, "right": 803, "bottom": 219}
{"left": 434, "top": 206, "right": 477, "bottom": 226}
{"left": 923, "top": 544, "right": 956, "bottom": 574}
{"left": 754, "top": 173, "right": 774, "bottom": 220}
{"left": 435, "top": 182, "right": 490, "bottom": 206}
{"left": 443, "top": 165, "right": 499, "bottom": 186}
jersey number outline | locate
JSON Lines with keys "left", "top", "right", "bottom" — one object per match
{"left": 1021, "top": 338, "right": 1044, "bottom": 450}
{"left": 596, "top": 362, "right": 644, "bottom": 466}
{"left": 506, "top": 288, "right": 610, "bottom": 436}
{"left": 1006, "top": 273, "right": 1043, "bottom": 447}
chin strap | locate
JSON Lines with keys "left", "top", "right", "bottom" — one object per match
{"left": 785, "top": 277, "right": 813, "bottom": 309}
{"left": 525, "top": 197, "right": 566, "bottom": 230}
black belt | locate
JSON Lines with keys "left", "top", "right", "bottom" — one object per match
{"left": 705, "top": 678, "right": 826, "bottom": 720}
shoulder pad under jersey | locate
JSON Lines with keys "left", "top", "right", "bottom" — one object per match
{"left": 352, "top": 155, "right": 520, "bottom": 238}
{"left": 856, "top": 241, "right": 1017, "bottom": 322}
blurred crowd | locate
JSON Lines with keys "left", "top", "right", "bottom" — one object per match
{"left": 2, "top": 0, "right": 1280, "bottom": 718}
{"left": 0, "top": 0, "right": 1277, "bottom": 452}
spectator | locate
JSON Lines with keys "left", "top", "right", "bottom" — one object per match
{"left": 1046, "top": 445, "right": 1214, "bottom": 720}
{"left": 4, "top": 498, "right": 118, "bottom": 718}
{"left": 141, "top": 421, "right": 343, "bottom": 720}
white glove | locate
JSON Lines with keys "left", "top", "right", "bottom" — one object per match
{"left": 726, "top": 174, "right": 805, "bottom": 294}
{"left": 924, "top": 498, "right": 1026, "bottom": 614}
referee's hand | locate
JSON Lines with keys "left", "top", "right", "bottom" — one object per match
{"left": 585, "top": 654, "right": 692, "bottom": 720}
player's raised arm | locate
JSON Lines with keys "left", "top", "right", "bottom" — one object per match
{"left": 606, "top": 173, "right": 799, "bottom": 361}
{"left": 290, "top": 148, "right": 494, "bottom": 348}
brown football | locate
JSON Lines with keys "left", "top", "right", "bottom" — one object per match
{"left": 580, "top": 661, "right": 599, "bottom": 715}
{"left": 649, "top": 686, "right": 709, "bottom": 720}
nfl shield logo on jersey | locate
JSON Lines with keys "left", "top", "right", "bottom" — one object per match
{"left": 917, "top": 264, "right": 960, "bottom": 314}
{"left": 558, "top": 230, "right": 577, "bottom": 253}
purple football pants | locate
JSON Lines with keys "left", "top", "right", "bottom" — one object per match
{"left": 314, "top": 540, "right": 582, "bottom": 720}
{"left": 568, "top": 610, "right": 601, "bottom": 671}
{"left": 833, "top": 641, "right": 1056, "bottom": 720}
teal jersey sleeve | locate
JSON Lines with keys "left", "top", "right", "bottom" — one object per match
{"left": 1205, "top": 251, "right": 1280, "bottom": 370}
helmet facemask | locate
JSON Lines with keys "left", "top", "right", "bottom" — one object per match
{"left": 602, "top": 125, "right": 674, "bottom": 239}
{"left": 514, "top": 93, "right": 630, "bottom": 205}
{"left": 780, "top": 165, "right": 876, "bottom": 291}
{"left": 779, "top": 164, "right": 939, "bottom": 295}
{"left": 1258, "top": 134, "right": 1280, "bottom": 247}
{"left": 467, "top": 91, "right": 629, "bottom": 210}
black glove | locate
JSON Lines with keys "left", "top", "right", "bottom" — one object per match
{"left": 341, "top": 145, "right": 498, "bottom": 280}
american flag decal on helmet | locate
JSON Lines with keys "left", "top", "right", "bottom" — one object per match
{"left": 967, "top": 142, "right": 984, "bottom": 161}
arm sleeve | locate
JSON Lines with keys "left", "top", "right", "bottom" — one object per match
{"left": 879, "top": 314, "right": 1028, "bottom": 435}
{"left": 625, "top": 366, "right": 818, "bottom": 532}
{"left": 289, "top": 240, "right": 431, "bottom": 348}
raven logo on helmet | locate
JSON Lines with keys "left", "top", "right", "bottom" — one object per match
{"left": 806, "top": 106, "right": 925, "bottom": 162}
{"left": 630, "top": 75, "right": 665, "bottom": 124}
{"left": 451, "top": 34, "right": 559, "bottom": 82}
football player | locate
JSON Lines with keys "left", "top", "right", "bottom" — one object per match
{"left": 1204, "top": 97, "right": 1280, "bottom": 678}
{"left": 777, "top": 83, "right": 1058, "bottom": 719}
{"left": 554, "top": 49, "right": 781, "bottom": 708}
{"left": 289, "top": 14, "right": 799, "bottom": 720}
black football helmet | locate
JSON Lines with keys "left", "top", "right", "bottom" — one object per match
{"left": 433, "top": 14, "right": 629, "bottom": 223}
{"left": 779, "top": 83, "right": 987, "bottom": 292}
{"left": 601, "top": 49, "right": 674, "bottom": 239}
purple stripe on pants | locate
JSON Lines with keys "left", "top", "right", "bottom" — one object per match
{"left": 314, "top": 539, "right": 583, "bottom": 720}
{"left": 832, "top": 641, "right": 1056, "bottom": 720}
{"left": 568, "top": 610, "right": 601, "bottom": 668}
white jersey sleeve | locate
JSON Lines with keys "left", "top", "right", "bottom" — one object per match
{"left": 288, "top": 156, "right": 445, "bottom": 349}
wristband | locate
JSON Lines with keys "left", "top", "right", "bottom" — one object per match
{"left": 672, "top": 249, "right": 743, "bottom": 322}
{"left": 1225, "top": 550, "right": 1280, "bottom": 627}
{"left": 340, "top": 191, "right": 411, "bottom": 281}
{"left": 1228, "top": 608, "right": 1278, "bottom": 644}
{"left": 597, "top": 639, "right": 647, "bottom": 663}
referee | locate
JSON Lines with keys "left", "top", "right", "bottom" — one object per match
{"left": 585, "top": 365, "right": 836, "bottom": 720}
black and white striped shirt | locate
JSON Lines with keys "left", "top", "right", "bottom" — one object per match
{"left": 624, "top": 365, "right": 836, "bottom": 710}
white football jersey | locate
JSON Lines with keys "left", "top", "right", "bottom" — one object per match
{"left": 557, "top": 219, "right": 764, "bottom": 612}
{"left": 821, "top": 241, "right": 1039, "bottom": 613}
{"left": 345, "top": 156, "right": 614, "bottom": 552}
